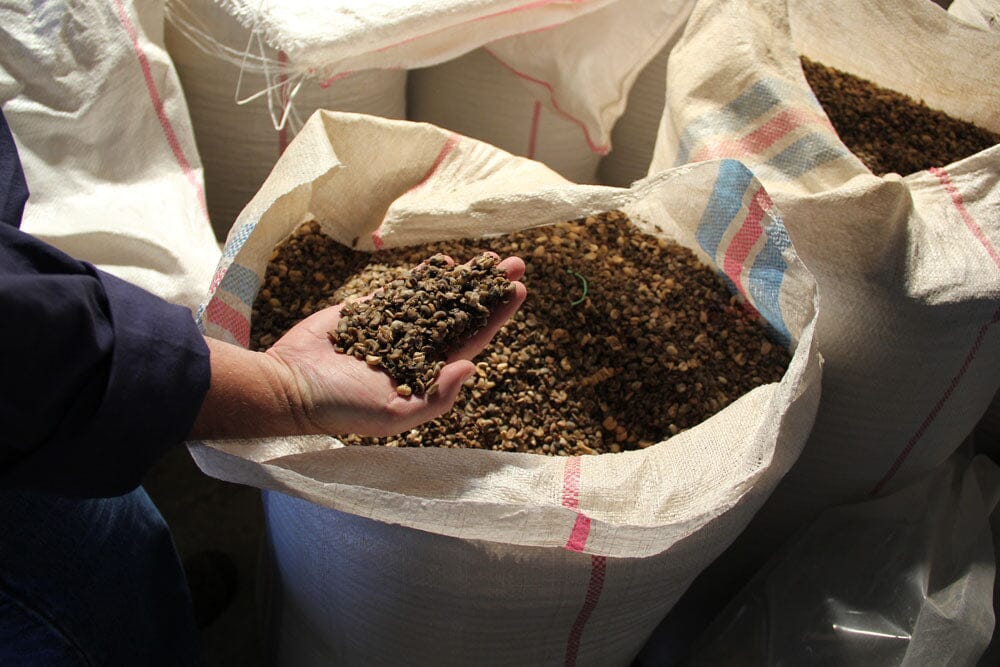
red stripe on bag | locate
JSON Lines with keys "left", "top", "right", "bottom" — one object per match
{"left": 206, "top": 298, "right": 251, "bottom": 347}
{"left": 722, "top": 188, "right": 771, "bottom": 292}
{"left": 871, "top": 168, "right": 1000, "bottom": 495}
{"left": 871, "top": 307, "right": 1000, "bottom": 496}
{"left": 561, "top": 456, "right": 592, "bottom": 552}
{"left": 565, "top": 555, "right": 607, "bottom": 667}
{"left": 929, "top": 167, "right": 1000, "bottom": 270}
{"left": 374, "top": 133, "right": 461, "bottom": 249}
{"left": 692, "top": 107, "right": 833, "bottom": 162}
{"left": 278, "top": 51, "right": 290, "bottom": 156}
{"left": 561, "top": 457, "right": 593, "bottom": 552}
{"left": 112, "top": 0, "right": 209, "bottom": 221}
{"left": 209, "top": 265, "right": 229, "bottom": 295}
{"left": 484, "top": 48, "right": 609, "bottom": 155}
{"left": 527, "top": 101, "right": 542, "bottom": 159}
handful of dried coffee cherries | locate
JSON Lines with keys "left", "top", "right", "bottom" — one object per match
{"left": 328, "top": 253, "right": 516, "bottom": 397}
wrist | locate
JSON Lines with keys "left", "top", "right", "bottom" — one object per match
{"left": 189, "top": 338, "right": 312, "bottom": 440}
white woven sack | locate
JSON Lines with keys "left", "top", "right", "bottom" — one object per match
{"left": 406, "top": 0, "right": 692, "bottom": 185}
{"left": 481, "top": 0, "right": 695, "bottom": 158}
{"left": 407, "top": 48, "right": 603, "bottom": 184}
{"left": 0, "top": 0, "right": 220, "bottom": 311}
{"left": 189, "top": 110, "right": 821, "bottom": 666}
{"left": 948, "top": 0, "right": 1000, "bottom": 467}
{"left": 216, "top": 0, "right": 621, "bottom": 75}
{"left": 636, "top": 0, "right": 1000, "bottom": 652}
{"left": 164, "top": 0, "right": 407, "bottom": 240}
{"left": 211, "top": 0, "right": 693, "bottom": 183}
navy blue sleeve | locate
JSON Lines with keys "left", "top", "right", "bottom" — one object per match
{"left": 1, "top": 110, "right": 211, "bottom": 498}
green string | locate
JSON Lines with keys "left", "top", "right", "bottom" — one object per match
{"left": 567, "top": 270, "right": 588, "bottom": 306}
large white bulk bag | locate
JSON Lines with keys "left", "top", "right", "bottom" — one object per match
{"left": 206, "top": 0, "right": 693, "bottom": 186}
{"left": 639, "top": 0, "right": 1000, "bottom": 657}
{"left": 0, "top": 0, "right": 220, "bottom": 311}
{"left": 948, "top": 0, "right": 1000, "bottom": 473}
{"left": 164, "top": 0, "right": 407, "bottom": 239}
{"left": 189, "top": 110, "right": 822, "bottom": 666}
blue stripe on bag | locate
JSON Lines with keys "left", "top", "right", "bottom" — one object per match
{"left": 675, "top": 79, "right": 789, "bottom": 166}
{"left": 748, "top": 221, "right": 792, "bottom": 346}
{"left": 218, "top": 263, "right": 260, "bottom": 307}
{"left": 767, "top": 133, "right": 846, "bottom": 179}
{"left": 223, "top": 221, "right": 258, "bottom": 259}
{"left": 698, "top": 160, "right": 792, "bottom": 346}
{"left": 697, "top": 160, "right": 755, "bottom": 258}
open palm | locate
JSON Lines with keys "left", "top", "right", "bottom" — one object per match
{"left": 264, "top": 256, "right": 526, "bottom": 437}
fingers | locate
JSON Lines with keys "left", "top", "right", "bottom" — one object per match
{"left": 448, "top": 280, "right": 527, "bottom": 362}
{"left": 496, "top": 255, "right": 525, "bottom": 281}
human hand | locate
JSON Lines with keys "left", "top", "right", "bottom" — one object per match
{"left": 261, "top": 255, "right": 526, "bottom": 437}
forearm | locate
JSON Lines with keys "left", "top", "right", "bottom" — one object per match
{"left": 189, "top": 338, "right": 313, "bottom": 440}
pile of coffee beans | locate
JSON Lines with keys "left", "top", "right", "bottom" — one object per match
{"left": 329, "top": 253, "right": 515, "bottom": 397}
{"left": 250, "top": 213, "right": 790, "bottom": 455}
{"left": 801, "top": 56, "right": 999, "bottom": 176}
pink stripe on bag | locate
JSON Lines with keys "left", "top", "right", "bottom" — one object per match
{"left": 112, "top": 0, "right": 209, "bottom": 220}
{"left": 412, "top": 133, "right": 461, "bottom": 192}
{"left": 871, "top": 308, "right": 1000, "bottom": 496}
{"left": 318, "top": 71, "right": 354, "bottom": 89}
{"left": 692, "top": 107, "right": 833, "bottom": 162}
{"left": 373, "top": 133, "right": 461, "bottom": 249}
{"left": 527, "top": 100, "right": 542, "bottom": 159}
{"left": 209, "top": 265, "right": 229, "bottom": 294}
{"left": 278, "top": 51, "right": 290, "bottom": 155}
{"left": 484, "top": 48, "right": 609, "bottom": 155}
{"left": 565, "top": 555, "right": 607, "bottom": 667}
{"left": 206, "top": 298, "right": 251, "bottom": 347}
{"left": 561, "top": 456, "right": 593, "bottom": 551}
{"left": 722, "top": 188, "right": 771, "bottom": 291}
{"left": 871, "top": 168, "right": 1000, "bottom": 495}
{"left": 562, "top": 456, "right": 582, "bottom": 510}
{"left": 929, "top": 167, "right": 1000, "bottom": 270}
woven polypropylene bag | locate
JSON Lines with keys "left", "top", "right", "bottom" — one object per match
{"left": 638, "top": 0, "right": 1000, "bottom": 659}
{"left": 165, "top": 0, "right": 407, "bottom": 240}
{"left": 0, "top": 0, "right": 220, "bottom": 310}
{"left": 204, "top": 0, "right": 693, "bottom": 182}
{"left": 649, "top": 0, "right": 1000, "bottom": 556}
{"left": 189, "top": 110, "right": 822, "bottom": 666}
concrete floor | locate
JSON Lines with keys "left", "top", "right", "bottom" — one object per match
{"left": 143, "top": 445, "right": 267, "bottom": 667}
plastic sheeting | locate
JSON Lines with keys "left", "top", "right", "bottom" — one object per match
{"left": 685, "top": 453, "right": 1000, "bottom": 666}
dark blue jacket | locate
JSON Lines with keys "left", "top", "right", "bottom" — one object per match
{"left": 0, "top": 110, "right": 210, "bottom": 497}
